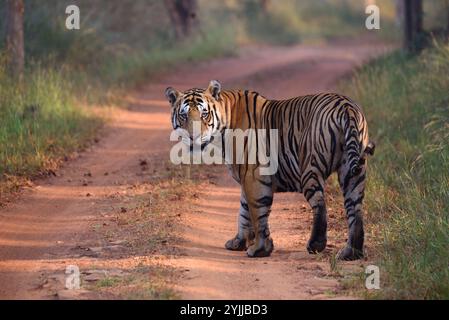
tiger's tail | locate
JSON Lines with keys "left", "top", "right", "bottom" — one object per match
{"left": 343, "top": 108, "right": 375, "bottom": 177}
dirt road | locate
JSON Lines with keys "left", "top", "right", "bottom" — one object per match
{"left": 0, "top": 40, "right": 389, "bottom": 300}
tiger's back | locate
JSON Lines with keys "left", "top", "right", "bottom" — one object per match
{"left": 263, "top": 93, "right": 369, "bottom": 195}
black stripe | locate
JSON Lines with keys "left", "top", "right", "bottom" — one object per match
{"left": 240, "top": 201, "right": 249, "bottom": 211}
{"left": 245, "top": 90, "right": 251, "bottom": 129}
{"left": 254, "top": 196, "right": 273, "bottom": 208}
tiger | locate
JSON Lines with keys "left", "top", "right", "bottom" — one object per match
{"left": 165, "top": 80, "right": 375, "bottom": 260}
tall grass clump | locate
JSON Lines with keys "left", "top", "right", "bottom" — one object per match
{"left": 0, "top": 61, "right": 101, "bottom": 192}
{"left": 341, "top": 42, "right": 449, "bottom": 299}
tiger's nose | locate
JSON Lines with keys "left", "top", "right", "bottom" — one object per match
{"left": 191, "top": 134, "right": 202, "bottom": 145}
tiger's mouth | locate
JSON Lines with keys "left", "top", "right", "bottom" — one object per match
{"left": 189, "top": 135, "right": 215, "bottom": 152}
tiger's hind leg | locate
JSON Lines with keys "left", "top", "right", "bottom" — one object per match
{"left": 244, "top": 177, "right": 274, "bottom": 258}
{"left": 225, "top": 191, "right": 255, "bottom": 251}
{"left": 337, "top": 157, "right": 366, "bottom": 261}
{"left": 304, "top": 181, "right": 328, "bottom": 254}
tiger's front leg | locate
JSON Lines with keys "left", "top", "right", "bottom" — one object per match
{"left": 244, "top": 176, "right": 274, "bottom": 258}
{"left": 225, "top": 191, "right": 255, "bottom": 251}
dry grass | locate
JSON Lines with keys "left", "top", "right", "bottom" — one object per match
{"left": 87, "top": 162, "right": 209, "bottom": 299}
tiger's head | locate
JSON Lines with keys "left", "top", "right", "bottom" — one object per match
{"left": 165, "top": 80, "right": 223, "bottom": 151}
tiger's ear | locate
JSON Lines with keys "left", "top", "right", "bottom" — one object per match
{"left": 165, "top": 87, "right": 180, "bottom": 105}
{"left": 207, "top": 80, "right": 221, "bottom": 100}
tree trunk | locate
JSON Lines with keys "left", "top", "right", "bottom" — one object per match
{"left": 5, "top": 0, "right": 25, "bottom": 80}
{"left": 446, "top": 0, "right": 449, "bottom": 38}
{"left": 164, "top": 0, "right": 198, "bottom": 38}
{"left": 260, "top": 0, "right": 270, "bottom": 13}
{"left": 413, "top": 0, "right": 423, "bottom": 34}
{"left": 404, "top": 0, "right": 423, "bottom": 52}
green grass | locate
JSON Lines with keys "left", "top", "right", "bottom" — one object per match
{"left": 95, "top": 277, "right": 123, "bottom": 288}
{"left": 0, "top": 62, "right": 102, "bottom": 193}
{"left": 340, "top": 41, "right": 449, "bottom": 299}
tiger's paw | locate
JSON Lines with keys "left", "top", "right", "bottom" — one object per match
{"left": 225, "top": 237, "right": 247, "bottom": 251}
{"left": 306, "top": 238, "right": 327, "bottom": 254}
{"left": 246, "top": 237, "right": 273, "bottom": 258}
{"left": 337, "top": 246, "right": 364, "bottom": 261}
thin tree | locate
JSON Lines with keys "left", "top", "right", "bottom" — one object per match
{"left": 403, "top": 0, "right": 423, "bottom": 52}
{"left": 5, "top": 0, "right": 25, "bottom": 80}
{"left": 446, "top": 0, "right": 449, "bottom": 38}
{"left": 164, "top": 0, "right": 198, "bottom": 39}
{"left": 260, "top": 0, "right": 270, "bottom": 13}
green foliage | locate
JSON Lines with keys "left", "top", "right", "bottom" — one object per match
{"left": 242, "top": 0, "right": 304, "bottom": 44}
{"left": 241, "top": 0, "right": 398, "bottom": 44}
{"left": 341, "top": 42, "right": 449, "bottom": 299}
{"left": 96, "top": 27, "right": 237, "bottom": 88}
{"left": 1, "top": 1, "right": 238, "bottom": 83}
